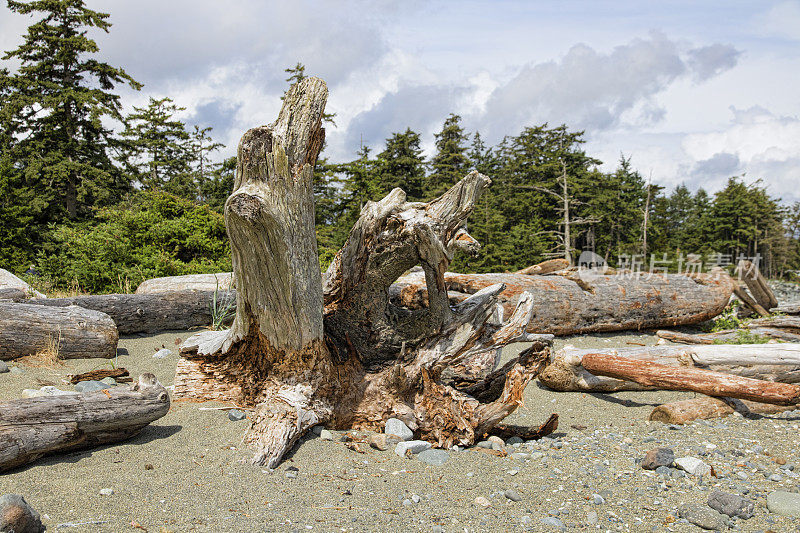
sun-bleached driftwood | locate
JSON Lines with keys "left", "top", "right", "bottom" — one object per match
{"left": 772, "top": 304, "right": 800, "bottom": 316}
{"left": 0, "top": 303, "right": 117, "bottom": 360}
{"left": 649, "top": 396, "right": 797, "bottom": 424}
{"left": 746, "top": 316, "right": 800, "bottom": 332}
{"left": 514, "top": 258, "right": 569, "bottom": 276}
{"left": 732, "top": 284, "right": 770, "bottom": 317}
{"left": 656, "top": 328, "right": 800, "bottom": 344}
{"left": 0, "top": 288, "right": 27, "bottom": 300}
{"left": 24, "top": 291, "right": 236, "bottom": 334}
{"left": 135, "top": 272, "right": 233, "bottom": 294}
{"left": 581, "top": 352, "right": 800, "bottom": 405}
{"left": 67, "top": 368, "right": 130, "bottom": 384}
{"left": 0, "top": 268, "right": 45, "bottom": 298}
{"left": 539, "top": 345, "right": 800, "bottom": 392}
{"left": 0, "top": 374, "right": 169, "bottom": 472}
{"left": 172, "top": 78, "right": 551, "bottom": 469}
{"left": 391, "top": 269, "right": 734, "bottom": 336}
{"left": 737, "top": 260, "right": 778, "bottom": 311}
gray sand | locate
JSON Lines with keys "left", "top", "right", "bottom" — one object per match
{"left": 1, "top": 329, "right": 799, "bottom": 532}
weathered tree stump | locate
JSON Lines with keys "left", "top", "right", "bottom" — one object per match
{"left": 0, "top": 374, "right": 169, "bottom": 472}
{"left": 173, "top": 78, "right": 549, "bottom": 468}
{"left": 0, "top": 303, "right": 118, "bottom": 360}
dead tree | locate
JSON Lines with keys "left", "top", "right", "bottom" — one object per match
{"left": 173, "top": 78, "right": 549, "bottom": 468}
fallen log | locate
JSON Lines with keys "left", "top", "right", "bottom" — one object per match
{"left": 0, "top": 374, "right": 170, "bottom": 472}
{"left": 135, "top": 272, "right": 233, "bottom": 294}
{"left": 772, "top": 304, "right": 800, "bottom": 316}
{"left": 392, "top": 270, "right": 734, "bottom": 335}
{"left": 0, "top": 288, "right": 27, "bottom": 300}
{"left": 67, "top": 368, "right": 130, "bottom": 384}
{"left": 514, "top": 258, "right": 569, "bottom": 276}
{"left": 581, "top": 352, "right": 800, "bottom": 405}
{"left": 745, "top": 316, "right": 800, "bottom": 332}
{"left": 0, "top": 303, "right": 118, "bottom": 360}
{"left": 540, "top": 345, "right": 800, "bottom": 391}
{"left": 656, "top": 328, "right": 800, "bottom": 344}
{"left": 738, "top": 260, "right": 778, "bottom": 311}
{"left": 732, "top": 284, "right": 770, "bottom": 317}
{"left": 24, "top": 291, "right": 236, "bottom": 334}
{"left": 649, "top": 396, "right": 797, "bottom": 424}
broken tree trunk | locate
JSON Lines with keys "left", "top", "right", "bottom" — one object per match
{"left": 514, "top": 258, "right": 569, "bottom": 276}
{"left": 173, "top": 78, "right": 549, "bottom": 469}
{"left": 771, "top": 304, "right": 800, "bottom": 316}
{"left": 0, "top": 374, "right": 169, "bottom": 472}
{"left": 135, "top": 272, "right": 233, "bottom": 294}
{"left": 24, "top": 291, "right": 236, "bottom": 334}
{"left": 649, "top": 396, "right": 797, "bottom": 424}
{"left": 738, "top": 260, "right": 778, "bottom": 311}
{"left": 581, "top": 352, "right": 800, "bottom": 405}
{"left": 656, "top": 328, "right": 800, "bottom": 344}
{"left": 0, "top": 303, "right": 118, "bottom": 360}
{"left": 540, "top": 345, "right": 800, "bottom": 392}
{"left": 733, "top": 284, "right": 770, "bottom": 317}
{"left": 391, "top": 270, "right": 734, "bottom": 335}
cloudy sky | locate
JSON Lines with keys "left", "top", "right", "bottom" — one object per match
{"left": 2, "top": 0, "right": 799, "bottom": 201}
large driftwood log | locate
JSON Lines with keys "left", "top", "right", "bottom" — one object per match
{"left": 733, "top": 284, "right": 770, "bottom": 317}
{"left": 173, "top": 78, "right": 549, "bottom": 469}
{"left": 514, "top": 258, "right": 569, "bottom": 276}
{"left": 656, "top": 328, "right": 800, "bottom": 344}
{"left": 540, "top": 345, "right": 800, "bottom": 392}
{"left": 0, "top": 268, "right": 45, "bottom": 298}
{"left": 0, "top": 303, "right": 118, "bottom": 360}
{"left": 581, "top": 352, "right": 800, "bottom": 405}
{"left": 649, "top": 396, "right": 797, "bottom": 424}
{"left": 23, "top": 291, "right": 236, "bottom": 334}
{"left": 0, "top": 374, "right": 169, "bottom": 472}
{"left": 746, "top": 316, "right": 800, "bottom": 332}
{"left": 391, "top": 269, "right": 734, "bottom": 335}
{"left": 738, "top": 260, "right": 778, "bottom": 311}
{"left": 772, "top": 304, "right": 800, "bottom": 316}
{"left": 136, "top": 272, "right": 233, "bottom": 294}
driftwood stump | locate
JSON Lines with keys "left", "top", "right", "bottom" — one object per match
{"left": 173, "top": 78, "right": 549, "bottom": 468}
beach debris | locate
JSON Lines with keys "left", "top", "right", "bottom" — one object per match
{"left": 67, "top": 368, "right": 129, "bottom": 384}
{"left": 152, "top": 348, "right": 172, "bottom": 359}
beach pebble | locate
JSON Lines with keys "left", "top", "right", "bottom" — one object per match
{"left": 675, "top": 456, "right": 711, "bottom": 477}
{"left": 228, "top": 409, "right": 246, "bottom": 421}
{"left": 707, "top": 490, "right": 754, "bottom": 519}
{"left": 766, "top": 491, "right": 800, "bottom": 517}
{"left": 769, "top": 473, "right": 783, "bottom": 482}
{"left": 592, "top": 493, "right": 605, "bottom": 505}
{"left": 152, "top": 348, "right": 172, "bottom": 359}
{"left": 504, "top": 489, "right": 522, "bottom": 502}
{"left": 74, "top": 380, "right": 109, "bottom": 393}
{"left": 310, "top": 425, "right": 323, "bottom": 436}
{"left": 100, "top": 377, "right": 116, "bottom": 386}
{"left": 99, "top": 488, "right": 114, "bottom": 496}
{"left": 586, "top": 510, "right": 598, "bottom": 525}
{"left": 507, "top": 436, "right": 524, "bottom": 446}
{"left": 678, "top": 503, "right": 728, "bottom": 530}
{"left": 285, "top": 466, "right": 298, "bottom": 479}
{"left": 10, "top": 366, "right": 24, "bottom": 374}
{"left": 642, "top": 447, "right": 675, "bottom": 470}
{"left": 473, "top": 496, "right": 491, "bottom": 508}
{"left": 539, "top": 516, "right": 565, "bottom": 530}
{"left": 384, "top": 418, "right": 413, "bottom": 441}
{"left": 369, "top": 433, "right": 402, "bottom": 451}
{"left": 116, "top": 347, "right": 129, "bottom": 356}
{"left": 319, "top": 429, "right": 334, "bottom": 441}
{"left": 0, "top": 494, "right": 45, "bottom": 533}
{"left": 511, "top": 452, "right": 529, "bottom": 461}
{"left": 395, "top": 440, "right": 431, "bottom": 457}
{"left": 417, "top": 449, "right": 449, "bottom": 466}
{"left": 0, "top": 361, "right": 8, "bottom": 373}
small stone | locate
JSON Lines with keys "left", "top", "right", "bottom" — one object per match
{"left": 100, "top": 377, "right": 116, "bottom": 386}
{"left": 766, "top": 491, "right": 800, "bottom": 517}
{"left": 655, "top": 465, "right": 672, "bottom": 477}
{"left": 395, "top": 440, "right": 431, "bottom": 457}
{"left": 227, "top": 409, "right": 246, "bottom": 421}
{"left": 116, "top": 347, "right": 129, "bottom": 356}
{"left": 411, "top": 493, "right": 420, "bottom": 503}
{"left": 144, "top": 464, "right": 154, "bottom": 470}
{"left": 678, "top": 503, "right": 728, "bottom": 530}
{"left": 735, "top": 471, "right": 748, "bottom": 480}
{"left": 10, "top": 366, "right": 23, "bottom": 374}
{"left": 592, "top": 494, "right": 605, "bottom": 505}
{"left": 285, "top": 466, "right": 298, "bottom": 479}
{"left": 769, "top": 473, "right": 783, "bottom": 482}
{"left": 310, "top": 425, "right": 323, "bottom": 436}
{"left": 642, "top": 447, "right": 675, "bottom": 470}
{"left": 504, "top": 489, "right": 522, "bottom": 502}
{"left": 507, "top": 469, "right": 519, "bottom": 476}
{"left": 530, "top": 452, "right": 546, "bottom": 461}
{"left": 707, "top": 490, "right": 754, "bottom": 519}
{"left": 539, "top": 516, "right": 565, "bottom": 530}
{"left": 507, "top": 436, "right": 524, "bottom": 446}
{"left": 473, "top": 496, "right": 491, "bottom": 508}
{"left": 476, "top": 440, "right": 492, "bottom": 449}
{"left": 385, "top": 418, "right": 413, "bottom": 441}
{"left": 99, "top": 488, "right": 114, "bottom": 496}
{"left": 775, "top": 457, "right": 787, "bottom": 465}
{"left": 401, "top": 498, "right": 413, "bottom": 507}
{"left": 488, "top": 435, "right": 505, "bottom": 447}
{"left": 0, "top": 360, "right": 8, "bottom": 373}
{"left": 511, "top": 452, "right": 530, "bottom": 461}
{"left": 152, "top": 348, "right": 172, "bottom": 359}
{"left": 319, "top": 429, "right": 334, "bottom": 441}
{"left": 0, "top": 494, "right": 45, "bottom": 533}
{"left": 74, "top": 380, "right": 110, "bottom": 393}
{"left": 675, "top": 456, "right": 712, "bottom": 477}
{"left": 417, "top": 449, "right": 449, "bottom": 466}
{"left": 369, "top": 433, "right": 401, "bottom": 451}
{"left": 586, "top": 510, "right": 598, "bottom": 525}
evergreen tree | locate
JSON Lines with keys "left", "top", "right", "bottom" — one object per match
{"left": 190, "top": 125, "right": 223, "bottom": 190}
{"left": 427, "top": 113, "right": 469, "bottom": 197}
{"left": 376, "top": 128, "right": 426, "bottom": 200}
{"left": 0, "top": 0, "right": 141, "bottom": 222}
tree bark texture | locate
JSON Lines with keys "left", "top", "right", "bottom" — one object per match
{"left": 738, "top": 260, "right": 778, "bottom": 311}
{"left": 649, "top": 396, "right": 797, "bottom": 424}
{"left": 173, "top": 78, "right": 550, "bottom": 469}
{"left": 135, "top": 272, "right": 233, "bottom": 294}
{"left": 0, "top": 303, "right": 118, "bottom": 360}
{"left": 24, "top": 291, "right": 235, "bottom": 334}
{"left": 0, "top": 374, "right": 169, "bottom": 472}
{"left": 391, "top": 270, "right": 734, "bottom": 336}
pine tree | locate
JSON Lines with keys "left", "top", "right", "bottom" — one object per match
{"left": 376, "top": 128, "right": 426, "bottom": 201}
{"left": 427, "top": 113, "right": 469, "bottom": 197}
{"left": 0, "top": 0, "right": 141, "bottom": 222}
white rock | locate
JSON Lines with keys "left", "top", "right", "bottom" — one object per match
{"left": 384, "top": 418, "right": 413, "bottom": 441}
{"left": 99, "top": 488, "right": 114, "bottom": 496}
{"left": 675, "top": 456, "right": 712, "bottom": 477}
{"left": 395, "top": 440, "right": 431, "bottom": 457}
{"left": 152, "top": 348, "right": 172, "bottom": 359}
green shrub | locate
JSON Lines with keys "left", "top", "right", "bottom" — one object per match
{"left": 35, "top": 190, "right": 231, "bottom": 294}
